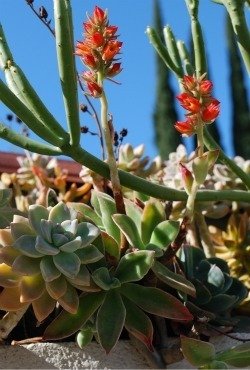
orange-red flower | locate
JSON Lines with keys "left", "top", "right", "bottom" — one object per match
{"left": 201, "top": 99, "right": 220, "bottom": 123}
{"left": 177, "top": 93, "right": 201, "bottom": 113}
{"left": 92, "top": 6, "right": 107, "bottom": 26}
{"left": 199, "top": 80, "right": 213, "bottom": 95}
{"left": 106, "top": 63, "right": 122, "bottom": 77}
{"left": 174, "top": 117, "right": 197, "bottom": 137}
{"left": 87, "top": 81, "right": 103, "bottom": 98}
{"left": 102, "top": 41, "right": 122, "bottom": 61}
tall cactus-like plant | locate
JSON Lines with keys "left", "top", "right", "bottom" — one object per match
{"left": 153, "top": 0, "right": 182, "bottom": 160}
{"left": 227, "top": 15, "right": 250, "bottom": 157}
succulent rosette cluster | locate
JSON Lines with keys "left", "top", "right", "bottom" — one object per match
{"left": 0, "top": 202, "right": 102, "bottom": 322}
{"left": 174, "top": 74, "right": 220, "bottom": 136}
{"left": 75, "top": 6, "right": 122, "bottom": 97}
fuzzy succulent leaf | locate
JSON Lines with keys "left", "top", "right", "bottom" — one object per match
{"left": 74, "top": 244, "right": 103, "bottom": 264}
{"left": 114, "top": 250, "right": 155, "bottom": 283}
{"left": 43, "top": 292, "right": 105, "bottom": 340}
{"left": 12, "top": 255, "right": 41, "bottom": 275}
{"left": 123, "top": 295, "right": 153, "bottom": 351}
{"left": 13, "top": 235, "right": 42, "bottom": 258}
{"left": 32, "top": 291, "right": 56, "bottom": 323}
{"left": 40, "top": 220, "right": 53, "bottom": 243}
{"left": 58, "top": 283, "right": 79, "bottom": 314}
{"left": 97, "top": 289, "right": 126, "bottom": 354}
{"left": 61, "top": 219, "right": 78, "bottom": 234}
{"left": 0, "top": 188, "right": 12, "bottom": 207}
{"left": 152, "top": 261, "right": 196, "bottom": 297}
{"left": 0, "top": 207, "right": 22, "bottom": 229}
{"left": 204, "top": 294, "right": 238, "bottom": 313}
{"left": 20, "top": 274, "right": 45, "bottom": 303}
{"left": 149, "top": 220, "right": 180, "bottom": 250}
{"left": 29, "top": 205, "right": 49, "bottom": 235}
{"left": 215, "top": 342, "right": 250, "bottom": 368}
{"left": 69, "top": 202, "right": 103, "bottom": 228}
{"left": 76, "top": 222, "right": 100, "bottom": 247}
{"left": 53, "top": 251, "right": 81, "bottom": 279}
{"left": 48, "top": 202, "right": 72, "bottom": 223}
{"left": 76, "top": 328, "right": 94, "bottom": 349}
{"left": 40, "top": 256, "right": 61, "bottom": 282}
{"left": 121, "top": 283, "right": 193, "bottom": 321}
{"left": 0, "top": 263, "right": 20, "bottom": 287}
{"left": 141, "top": 200, "right": 165, "bottom": 245}
{"left": 181, "top": 335, "right": 216, "bottom": 366}
{"left": 101, "top": 232, "right": 120, "bottom": 263}
{"left": 35, "top": 235, "right": 59, "bottom": 256}
{"left": 91, "top": 191, "right": 120, "bottom": 243}
{"left": 58, "top": 236, "right": 82, "bottom": 252}
{"left": 0, "top": 286, "right": 28, "bottom": 311}
{"left": 92, "top": 267, "right": 121, "bottom": 290}
{"left": 112, "top": 214, "right": 144, "bottom": 249}
{"left": 46, "top": 276, "right": 67, "bottom": 300}
{"left": 124, "top": 199, "right": 142, "bottom": 231}
{"left": 66, "top": 265, "right": 90, "bottom": 286}
{"left": 11, "top": 222, "right": 35, "bottom": 240}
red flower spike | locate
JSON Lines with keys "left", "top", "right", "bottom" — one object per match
{"left": 87, "top": 81, "right": 103, "bottom": 98}
{"left": 105, "top": 26, "right": 118, "bottom": 37}
{"left": 182, "top": 75, "right": 196, "bottom": 91}
{"left": 92, "top": 32, "right": 105, "bottom": 47}
{"left": 106, "top": 63, "right": 122, "bottom": 77}
{"left": 201, "top": 99, "right": 220, "bottom": 123}
{"left": 199, "top": 80, "right": 213, "bottom": 95}
{"left": 83, "top": 54, "right": 98, "bottom": 69}
{"left": 83, "top": 22, "right": 93, "bottom": 35}
{"left": 177, "top": 93, "right": 201, "bottom": 113}
{"left": 93, "top": 6, "right": 107, "bottom": 26}
{"left": 174, "top": 117, "right": 197, "bottom": 137}
{"left": 102, "top": 40, "right": 122, "bottom": 61}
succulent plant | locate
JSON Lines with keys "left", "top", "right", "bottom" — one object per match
{"left": 209, "top": 212, "right": 250, "bottom": 314}
{"left": 179, "top": 245, "right": 248, "bottom": 325}
{"left": 0, "top": 202, "right": 102, "bottom": 322}
{"left": 0, "top": 188, "right": 22, "bottom": 228}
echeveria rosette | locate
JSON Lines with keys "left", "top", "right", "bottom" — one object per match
{"left": 0, "top": 202, "right": 102, "bottom": 322}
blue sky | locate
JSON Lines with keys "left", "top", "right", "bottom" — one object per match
{"left": 0, "top": 0, "right": 249, "bottom": 160}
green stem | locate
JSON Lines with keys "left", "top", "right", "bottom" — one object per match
{"left": 163, "top": 26, "right": 183, "bottom": 74}
{"left": 185, "top": 0, "right": 207, "bottom": 77}
{"left": 0, "top": 79, "right": 64, "bottom": 147}
{"left": 222, "top": 0, "right": 250, "bottom": 74}
{"left": 54, "top": 0, "right": 81, "bottom": 146}
{"left": 196, "top": 123, "right": 204, "bottom": 155}
{"left": 66, "top": 145, "right": 250, "bottom": 203}
{"left": 0, "top": 123, "right": 62, "bottom": 155}
{"left": 177, "top": 40, "right": 195, "bottom": 75}
{"left": 185, "top": 180, "right": 199, "bottom": 221}
{"left": 146, "top": 27, "right": 183, "bottom": 78}
{"left": 100, "top": 91, "right": 125, "bottom": 214}
{"left": 0, "top": 24, "right": 69, "bottom": 142}
{"left": 195, "top": 212, "right": 215, "bottom": 257}
{"left": 204, "top": 128, "right": 250, "bottom": 189}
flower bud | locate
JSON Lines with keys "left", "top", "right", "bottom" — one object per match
{"left": 176, "top": 93, "right": 201, "bottom": 113}
{"left": 179, "top": 163, "right": 194, "bottom": 194}
{"left": 192, "top": 154, "right": 209, "bottom": 185}
{"left": 201, "top": 99, "right": 220, "bottom": 123}
{"left": 87, "top": 81, "right": 103, "bottom": 98}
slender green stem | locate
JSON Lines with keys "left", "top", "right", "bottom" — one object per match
{"left": 195, "top": 212, "right": 215, "bottom": 257}
{"left": 185, "top": 0, "right": 207, "bottom": 77}
{"left": 177, "top": 40, "right": 195, "bottom": 75}
{"left": 196, "top": 123, "right": 204, "bottom": 156}
{"left": 222, "top": 0, "right": 250, "bottom": 74}
{"left": 99, "top": 91, "right": 125, "bottom": 214}
{"left": 0, "top": 24, "right": 69, "bottom": 142}
{"left": 146, "top": 27, "right": 183, "bottom": 78}
{"left": 185, "top": 181, "right": 199, "bottom": 221}
{"left": 0, "top": 123, "right": 62, "bottom": 155}
{"left": 204, "top": 128, "right": 250, "bottom": 189}
{"left": 163, "top": 26, "right": 183, "bottom": 74}
{"left": 54, "top": 0, "right": 81, "bottom": 146}
{"left": 66, "top": 145, "right": 250, "bottom": 203}
{"left": 0, "top": 79, "right": 64, "bottom": 147}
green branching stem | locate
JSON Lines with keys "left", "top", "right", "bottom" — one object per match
{"left": 146, "top": 27, "right": 183, "bottom": 78}
{"left": 0, "top": 79, "right": 64, "bottom": 147}
{"left": 177, "top": 40, "right": 195, "bottom": 75}
{"left": 0, "top": 24, "right": 68, "bottom": 142}
{"left": 221, "top": 0, "right": 250, "bottom": 74}
{"left": 185, "top": 0, "right": 207, "bottom": 77}
{"left": 204, "top": 128, "right": 250, "bottom": 189}
{"left": 66, "top": 145, "right": 250, "bottom": 203}
{"left": 54, "top": 0, "right": 81, "bottom": 146}
{"left": 195, "top": 211, "right": 215, "bottom": 257}
{"left": 0, "top": 123, "right": 62, "bottom": 156}
{"left": 163, "top": 26, "right": 183, "bottom": 74}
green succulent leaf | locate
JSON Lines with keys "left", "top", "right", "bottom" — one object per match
{"left": 11, "top": 222, "right": 35, "bottom": 240}
{"left": 0, "top": 207, "right": 22, "bottom": 229}
{"left": 91, "top": 190, "right": 120, "bottom": 243}
{"left": 115, "top": 250, "right": 155, "bottom": 283}
{"left": 48, "top": 202, "right": 71, "bottom": 223}
{"left": 12, "top": 255, "right": 41, "bottom": 275}
{"left": 202, "top": 360, "right": 228, "bottom": 369}
{"left": 68, "top": 202, "right": 103, "bottom": 228}
{"left": 121, "top": 283, "right": 193, "bottom": 321}
{"left": 207, "top": 264, "right": 225, "bottom": 293}
{"left": 29, "top": 204, "right": 49, "bottom": 235}
{"left": 35, "top": 235, "right": 60, "bottom": 255}
{"left": 226, "top": 278, "right": 248, "bottom": 304}
{"left": 53, "top": 251, "right": 81, "bottom": 279}
{"left": 97, "top": 289, "right": 126, "bottom": 354}
{"left": 75, "top": 244, "right": 103, "bottom": 264}
{"left": 124, "top": 198, "right": 142, "bottom": 232}
{"left": 92, "top": 267, "right": 121, "bottom": 290}
{"left": 123, "top": 296, "right": 153, "bottom": 351}
{"left": 76, "top": 222, "right": 100, "bottom": 247}
{"left": 112, "top": 214, "right": 144, "bottom": 249}
{"left": 61, "top": 219, "right": 78, "bottom": 235}
{"left": 40, "top": 256, "right": 61, "bottom": 282}
{"left": 193, "top": 279, "right": 212, "bottom": 305}
{"left": 40, "top": 220, "right": 53, "bottom": 243}
{"left": 14, "top": 235, "right": 43, "bottom": 258}
{"left": 76, "top": 328, "right": 94, "bottom": 349}
{"left": 59, "top": 236, "right": 82, "bottom": 252}
{"left": 141, "top": 200, "right": 165, "bottom": 245}
{"left": 215, "top": 342, "right": 250, "bottom": 367}
{"left": 20, "top": 274, "right": 45, "bottom": 303}
{"left": 46, "top": 275, "right": 67, "bottom": 300}
{"left": 181, "top": 335, "right": 215, "bottom": 366}
{"left": 43, "top": 291, "right": 105, "bottom": 340}
{"left": 204, "top": 294, "right": 238, "bottom": 313}
{"left": 101, "top": 232, "right": 120, "bottom": 263}
{"left": 32, "top": 291, "right": 56, "bottom": 323}
{"left": 66, "top": 265, "right": 90, "bottom": 286}
{"left": 152, "top": 261, "right": 196, "bottom": 297}
{"left": 0, "top": 188, "right": 12, "bottom": 207}
{"left": 52, "top": 233, "right": 68, "bottom": 247}
{"left": 0, "top": 264, "right": 20, "bottom": 288}
{"left": 58, "top": 283, "right": 79, "bottom": 314}
{"left": 149, "top": 220, "right": 180, "bottom": 250}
